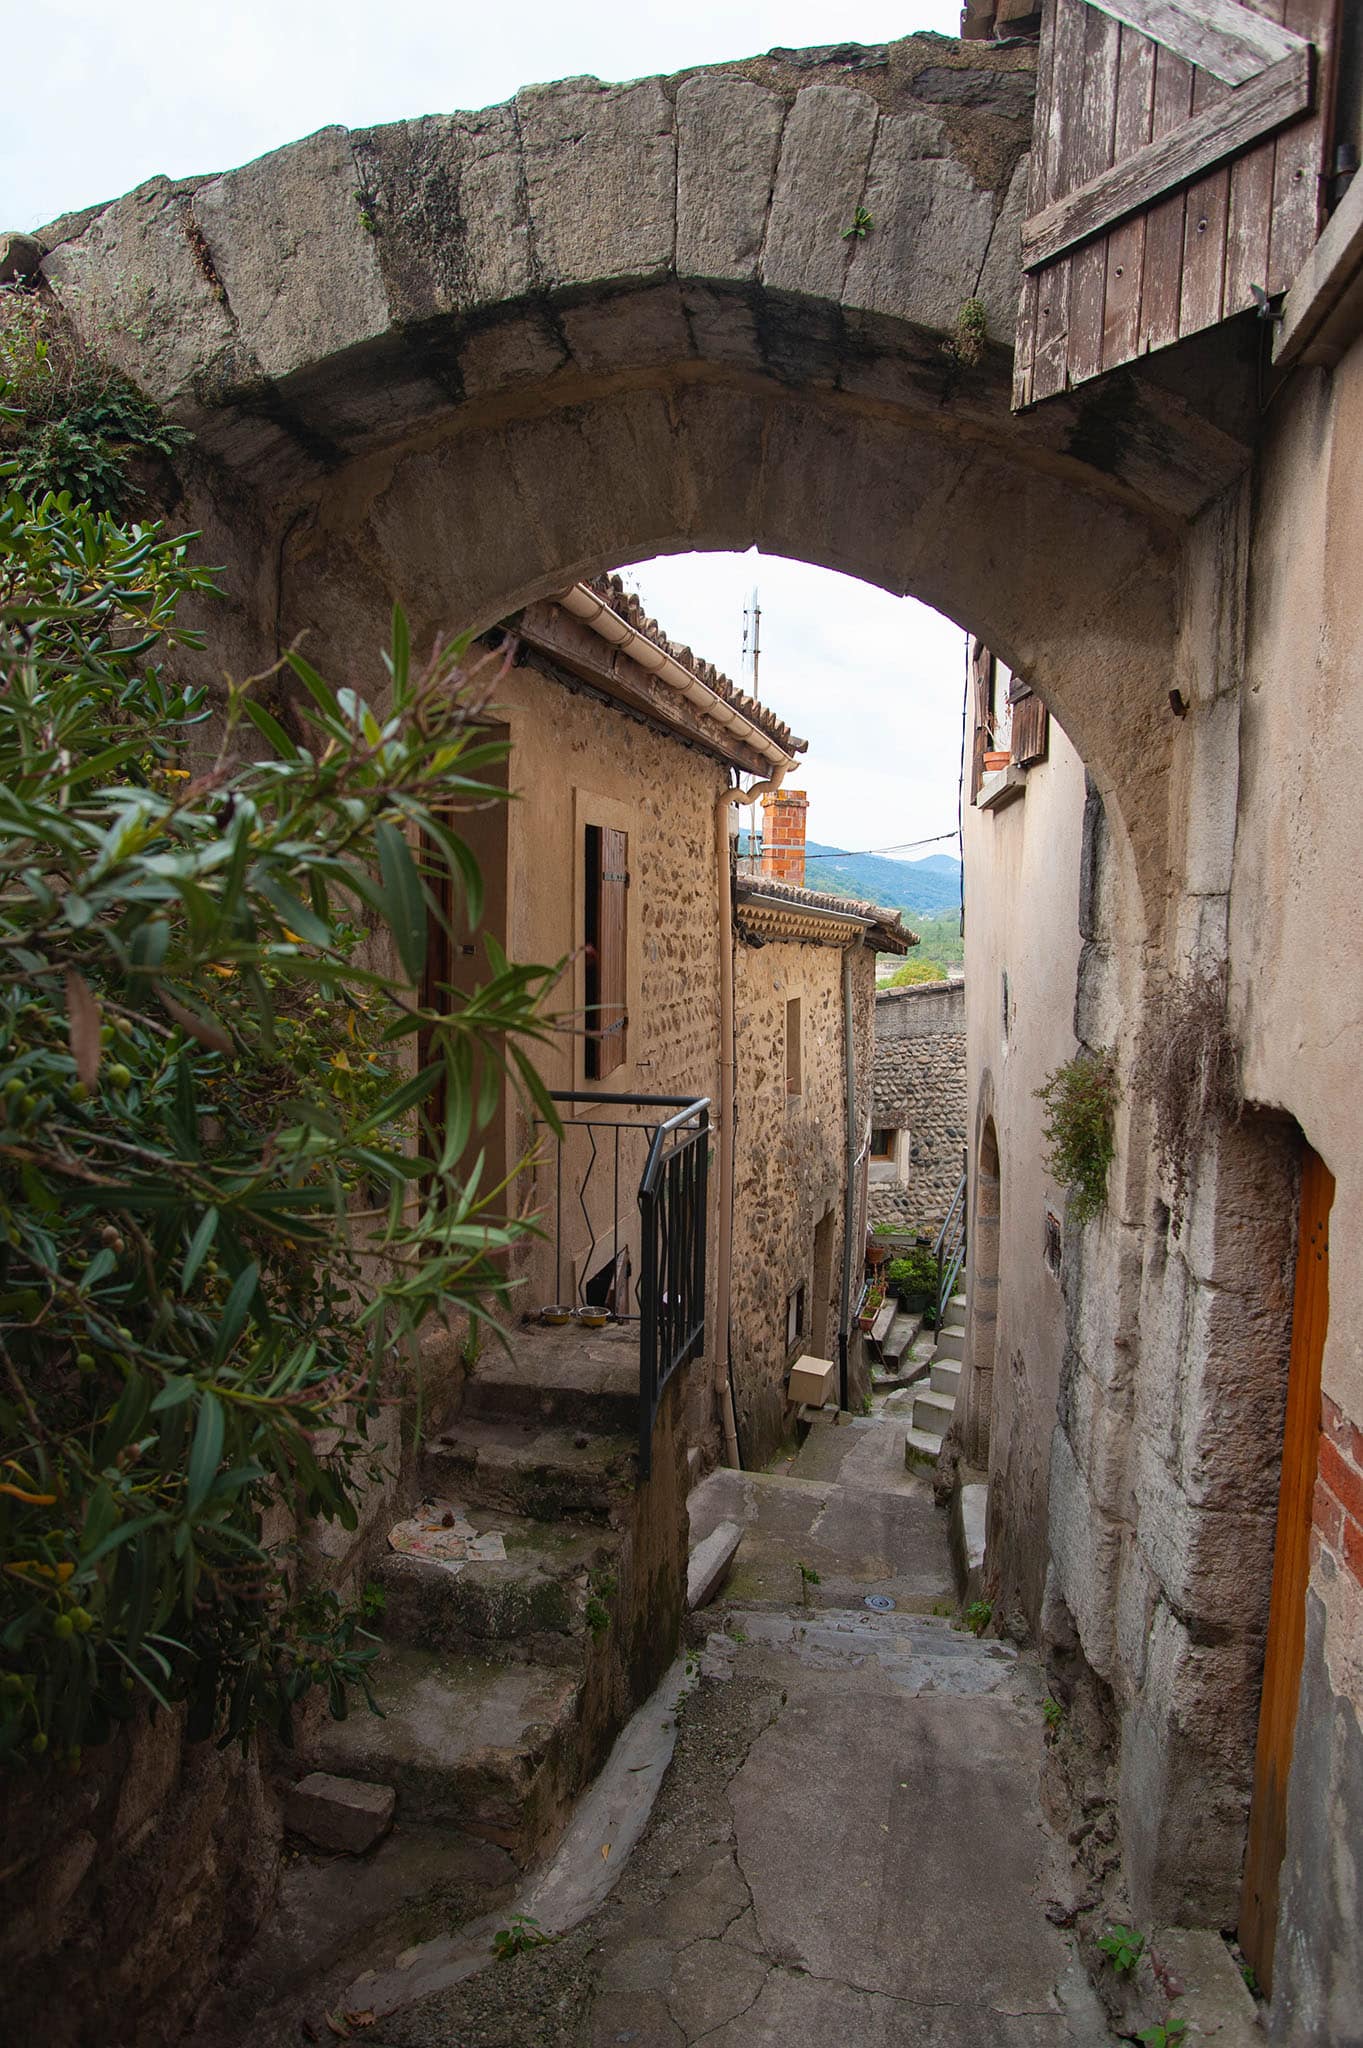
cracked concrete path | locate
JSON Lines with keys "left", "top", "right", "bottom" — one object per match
{"left": 366, "top": 1416, "right": 1114, "bottom": 2047}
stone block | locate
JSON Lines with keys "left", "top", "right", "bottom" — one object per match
{"left": 676, "top": 74, "right": 785, "bottom": 282}
{"left": 285, "top": 1771, "right": 396, "bottom": 1855}
{"left": 1133, "top": 1441, "right": 1276, "bottom": 1632}
{"left": 41, "top": 177, "right": 241, "bottom": 407}
{"left": 688, "top": 1519, "right": 743, "bottom": 1611}
{"left": 351, "top": 104, "right": 530, "bottom": 322}
{"left": 194, "top": 127, "right": 390, "bottom": 384}
{"left": 762, "top": 84, "right": 879, "bottom": 300}
{"left": 842, "top": 113, "right": 997, "bottom": 335}
{"left": 516, "top": 76, "right": 676, "bottom": 292}
{"left": 1048, "top": 1424, "right": 1122, "bottom": 1679}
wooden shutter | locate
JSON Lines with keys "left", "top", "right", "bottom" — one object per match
{"left": 585, "top": 824, "right": 628, "bottom": 1079}
{"left": 969, "top": 639, "right": 993, "bottom": 800}
{"left": 1016, "top": 0, "right": 1340, "bottom": 407}
{"left": 1009, "top": 673, "right": 1052, "bottom": 765}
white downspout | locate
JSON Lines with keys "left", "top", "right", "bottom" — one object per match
{"left": 714, "top": 767, "right": 787, "bottom": 1467}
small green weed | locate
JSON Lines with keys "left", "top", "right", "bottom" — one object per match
{"left": 1240, "top": 1962, "right": 1260, "bottom": 1997}
{"left": 360, "top": 1582, "right": 387, "bottom": 1624}
{"left": 963, "top": 1600, "right": 992, "bottom": 1637}
{"left": 841, "top": 206, "right": 874, "bottom": 240}
{"left": 1042, "top": 1695, "right": 1064, "bottom": 1730}
{"left": 584, "top": 1596, "right": 610, "bottom": 1638}
{"left": 931, "top": 1601, "right": 953, "bottom": 1617}
{"left": 1097, "top": 1924, "right": 1146, "bottom": 1975}
{"left": 797, "top": 1561, "right": 821, "bottom": 1606}
{"left": 1036, "top": 1049, "right": 1119, "bottom": 1225}
{"left": 491, "top": 1913, "right": 553, "bottom": 1961}
{"left": 1137, "top": 2023, "right": 1186, "bottom": 2047}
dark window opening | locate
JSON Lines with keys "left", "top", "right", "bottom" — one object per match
{"left": 585, "top": 822, "right": 629, "bottom": 1080}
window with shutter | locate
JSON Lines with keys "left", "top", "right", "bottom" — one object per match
{"left": 1009, "top": 672, "right": 1052, "bottom": 766}
{"left": 584, "top": 823, "right": 629, "bottom": 1080}
{"left": 1016, "top": 0, "right": 1341, "bottom": 407}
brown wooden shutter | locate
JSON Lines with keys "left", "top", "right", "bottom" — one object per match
{"left": 1008, "top": 673, "right": 1052, "bottom": 765}
{"left": 970, "top": 640, "right": 992, "bottom": 800}
{"left": 1016, "top": 0, "right": 1340, "bottom": 407}
{"left": 585, "top": 824, "right": 628, "bottom": 1079}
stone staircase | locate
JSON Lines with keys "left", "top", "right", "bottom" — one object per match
{"left": 293, "top": 1318, "right": 685, "bottom": 1882}
{"left": 904, "top": 1293, "right": 966, "bottom": 1468}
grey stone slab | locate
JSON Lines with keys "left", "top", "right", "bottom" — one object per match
{"left": 516, "top": 76, "right": 676, "bottom": 292}
{"left": 285, "top": 1772, "right": 395, "bottom": 1855}
{"left": 762, "top": 83, "right": 880, "bottom": 299}
{"left": 193, "top": 127, "right": 390, "bottom": 383}
{"left": 676, "top": 73, "right": 786, "bottom": 283}
{"left": 688, "top": 1518, "right": 743, "bottom": 1610}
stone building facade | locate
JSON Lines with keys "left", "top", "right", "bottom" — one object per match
{"left": 867, "top": 980, "right": 967, "bottom": 1234}
{"left": 729, "top": 878, "right": 910, "bottom": 1467}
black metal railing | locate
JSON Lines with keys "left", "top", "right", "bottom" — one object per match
{"left": 934, "top": 1167, "right": 968, "bottom": 1331}
{"left": 538, "top": 1091, "right": 710, "bottom": 1479}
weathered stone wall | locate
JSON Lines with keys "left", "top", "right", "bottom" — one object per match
{"left": 960, "top": 713, "right": 1087, "bottom": 1639}
{"left": 730, "top": 937, "right": 876, "bottom": 1466}
{"left": 867, "top": 980, "right": 967, "bottom": 1231}
{"left": 2, "top": 1712, "right": 275, "bottom": 2048}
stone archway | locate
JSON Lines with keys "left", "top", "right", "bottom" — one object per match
{"left": 21, "top": 22, "right": 1279, "bottom": 1986}
{"left": 32, "top": 35, "right": 1252, "bottom": 938}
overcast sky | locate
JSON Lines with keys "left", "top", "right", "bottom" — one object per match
{"left": 5, "top": 0, "right": 967, "bottom": 856}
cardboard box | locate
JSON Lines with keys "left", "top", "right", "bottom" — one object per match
{"left": 788, "top": 1355, "right": 836, "bottom": 1407}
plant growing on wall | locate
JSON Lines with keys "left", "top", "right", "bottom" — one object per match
{"left": 0, "top": 294, "right": 190, "bottom": 515}
{"left": 1131, "top": 964, "right": 1240, "bottom": 1230}
{"left": 0, "top": 378, "right": 561, "bottom": 1768}
{"left": 1035, "top": 1048, "right": 1118, "bottom": 1225}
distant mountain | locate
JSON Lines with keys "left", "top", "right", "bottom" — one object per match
{"left": 740, "top": 836, "right": 962, "bottom": 916}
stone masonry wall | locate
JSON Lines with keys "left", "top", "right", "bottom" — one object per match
{"left": 730, "top": 938, "right": 876, "bottom": 1467}
{"left": 868, "top": 981, "right": 967, "bottom": 1232}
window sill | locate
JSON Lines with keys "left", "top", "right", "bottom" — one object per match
{"left": 976, "top": 764, "right": 1027, "bottom": 812}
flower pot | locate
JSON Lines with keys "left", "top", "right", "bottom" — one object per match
{"left": 983, "top": 749, "right": 1012, "bottom": 770}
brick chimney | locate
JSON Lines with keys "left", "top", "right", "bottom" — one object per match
{"left": 760, "top": 788, "right": 808, "bottom": 887}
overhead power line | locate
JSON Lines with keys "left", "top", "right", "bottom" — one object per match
{"left": 801, "top": 830, "right": 959, "bottom": 861}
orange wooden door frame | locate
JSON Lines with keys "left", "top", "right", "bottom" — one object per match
{"left": 1239, "top": 1145, "right": 1334, "bottom": 1995}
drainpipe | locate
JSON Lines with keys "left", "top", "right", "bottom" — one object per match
{"left": 837, "top": 944, "right": 860, "bottom": 1413}
{"left": 715, "top": 767, "right": 788, "bottom": 1467}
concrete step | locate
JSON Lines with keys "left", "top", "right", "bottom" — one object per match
{"left": 904, "top": 1425, "right": 944, "bottom": 1468}
{"left": 306, "top": 1643, "right": 583, "bottom": 1862}
{"left": 930, "top": 1358, "right": 962, "bottom": 1398}
{"left": 374, "top": 1500, "right": 620, "bottom": 1662}
{"left": 463, "top": 1318, "right": 639, "bottom": 1433}
{"left": 912, "top": 1387, "right": 956, "bottom": 1438}
{"left": 932, "top": 1326, "right": 964, "bottom": 1363}
{"left": 423, "top": 1416, "right": 636, "bottom": 1524}
{"left": 880, "top": 1310, "right": 922, "bottom": 1368}
{"left": 942, "top": 1293, "right": 967, "bottom": 1330}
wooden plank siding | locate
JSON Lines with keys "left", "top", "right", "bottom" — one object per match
{"left": 1014, "top": 0, "right": 1339, "bottom": 406}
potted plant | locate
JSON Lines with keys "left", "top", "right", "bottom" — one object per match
{"left": 983, "top": 747, "right": 1012, "bottom": 771}
{"left": 886, "top": 1247, "right": 938, "bottom": 1313}
{"left": 857, "top": 1281, "right": 886, "bottom": 1334}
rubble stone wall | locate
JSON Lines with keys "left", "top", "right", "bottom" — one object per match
{"left": 868, "top": 980, "right": 967, "bottom": 1232}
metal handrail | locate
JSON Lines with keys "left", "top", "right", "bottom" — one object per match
{"left": 934, "top": 1167, "right": 968, "bottom": 1330}
{"left": 538, "top": 1090, "right": 711, "bottom": 1479}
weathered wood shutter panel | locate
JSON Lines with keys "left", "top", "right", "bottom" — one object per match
{"left": 1015, "top": 0, "right": 1339, "bottom": 407}
{"left": 585, "top": 824, "right": 628, "bottom": 1080}
{"left": 969, "top": 640, "right": 992, "bottom": 800}
{"left": 1009, "top": 675, "right": 1052, "bottom": 765}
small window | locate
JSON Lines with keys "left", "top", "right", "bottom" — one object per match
{"left": 787, "top": 1283, "right": 807, "bottom": 1350}
{"left": 871, "top": 1128, "right": 895, "bottom": 1162}
{"left": 585, "top": 823, "right": 628, "bottom": 1079}
{"left": 785, "top": 996, "right": 802, "bottom": 1096}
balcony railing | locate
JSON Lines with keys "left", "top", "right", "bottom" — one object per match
{"left": 537, "top": 1091, "right": 710, "bottom": 1478}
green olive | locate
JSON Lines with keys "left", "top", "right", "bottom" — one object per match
{"left": 30, "top": 1731, "right": 48, "bottom": 1754}
{"left": 99, "top": 1025, "right": 116, "bottom": 1048}
{"left": 115, "top": 1017, "right": 135, "bottom": 1041}
{"left": 75, "top": 1350, "right": 96, "bottom": 1372}
{"left": 107, "top": 1063, "right": 132, "bottom": 1090}
{"left": 52, "top": 1613, "right": 75, "bottom": 1640}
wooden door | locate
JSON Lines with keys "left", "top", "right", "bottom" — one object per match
{"left": 1239, "top": 1145, "right": 1334, "bottom": 1994}
{"left": 1016, "top": 0, "right": 1341, "bottom": 407}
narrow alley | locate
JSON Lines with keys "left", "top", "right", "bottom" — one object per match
{"left": 211, "top": 1373, "right": 1120, "bottom": 2047}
